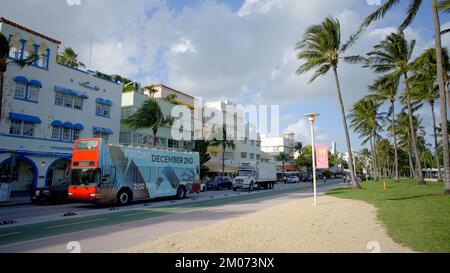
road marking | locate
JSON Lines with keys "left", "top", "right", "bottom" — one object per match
{"left": 124, "top": 211, "right": 154, "bottom": 217}
{"left": 46, "top": 218, "right": 109, "bottom": 229}
{"left": 0, "top": 232, "right": 21, "bottom": 237}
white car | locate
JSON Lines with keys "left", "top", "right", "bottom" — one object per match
{"left": 286, "top": 176, "right": 300, "bottom": 183}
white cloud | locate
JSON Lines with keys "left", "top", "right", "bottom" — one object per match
{"left": 285, "top": 118, "right": 328, "bottom": 145}
{"left": 170, "top": 37, "right": 197, "bottom": 54}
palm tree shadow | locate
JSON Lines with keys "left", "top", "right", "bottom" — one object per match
{"left": 385, "top": 194, "right": 433, "bottom": 201}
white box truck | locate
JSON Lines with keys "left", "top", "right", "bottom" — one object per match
{"left": 233, "top": 162, "right": 277, "bottom": 191}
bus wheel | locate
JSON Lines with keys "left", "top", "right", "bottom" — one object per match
{"left": 176, "top": 186, "right": 187, "bottom": 199}
{"left": 117, "top": 189, "right": 132, "bottom": 206}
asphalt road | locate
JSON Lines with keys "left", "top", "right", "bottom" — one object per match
{"left": 0, "top": 180, "right": 345, "bottom": 253}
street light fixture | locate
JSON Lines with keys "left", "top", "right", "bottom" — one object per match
{"left": 304, "top": 113, "right": 320, "bottom": 206}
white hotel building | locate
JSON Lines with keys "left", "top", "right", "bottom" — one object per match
{"left": 0, "top": 18, "right": 122, "bottom": 192}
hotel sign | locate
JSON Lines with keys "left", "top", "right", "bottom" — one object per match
{"left": 79, "top": 81, "right": 100, "bottom": 91}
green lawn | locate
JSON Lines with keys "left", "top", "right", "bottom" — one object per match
{"left": 327, "top": 179, "right": 450, "bottom": 253}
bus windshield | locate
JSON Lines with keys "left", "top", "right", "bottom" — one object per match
{"left": 71, "top": 168, "right": 102, "bottom": 186}
{"left": 237, "top": 170, "right": 253, "bottom": 177}
{"left": 75, "top": 139, "right": 98, "bottom": 151}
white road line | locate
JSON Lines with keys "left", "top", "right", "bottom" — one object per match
{"left": 0, "top": 231, "right": 21, "bottom": 237}
{"left": 46, "top": 218, "right": 109, "bottom": 229}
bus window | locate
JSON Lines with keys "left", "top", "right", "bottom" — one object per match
{"left": 75, "top": 140, "right": 99, "bottom": 151}
{"left": 71, "top": 168, "right": 101, "bottom": 186}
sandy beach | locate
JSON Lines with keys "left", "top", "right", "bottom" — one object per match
{"left": 124, "top": 195, "right": 413, "bottom": 253}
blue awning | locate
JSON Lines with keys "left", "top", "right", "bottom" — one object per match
{"left": 9, "top": 112, "right": 41, "bottom": 123}
{"left": 14, "top": 76, "right": 28, "bottom": 84}
{"left": 29, "top": 80, "right": 43, "bottom": 88}
{"left": 104, "top": 128, "right": 113, "bottom": 134}
{"left": 51, "top": 120, "right": 63, "bottom": 127}
{"left": 92, "top": 126, "right": 113, "bottom": 134}
{"left": 54, "top": 86, "right": 89, "bottom": 99}
{"left": 63, "top": 122, "right": 74, "bottom": 128}
{"left": 95, "top": 98, "right": 105, "bottom": 104}
{"left": 104, "top": 99, "right": 113, "bottom": 106}
{"left": 73, "top": 123, "right": 84, "bottom": 130}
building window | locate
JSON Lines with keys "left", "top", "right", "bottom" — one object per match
{"left": 39, "top": 54, "right": 47, "bottom": 68}
{"left": 93, "top": 132, "right": 110, "bottom": 143}
{"left": 55, "top": 94, "right": 84, "bottom": 110}
{"left": 256, "top": 154, "right": 261, "bottom": 161}
{"left": 9, "top": 120, "right": 35, "bottom": 136}
{"left": 63, "top": 95, "right": 73, "bottom": 108}
{"left": 72, "top": 129, "right": 81, "bottom": 141}
{"left": 95, "top": 103, "right": 102, "bottom": 116}
{"left": 121, "top": 106, "right": 136, "bottom": 119}
{"left": 51, "top": 126, "right": 61, "bottom": 139}
{"left": 9, "top": 46, "right": 20, "bottom": 59}
{"left": 119, "top": 132, "right": 131, "bottom": 144}
{"left": 55, "top": 93, "right": 64, "bottom": 106}
{"left": 224, "top": 152, "right": 234, "bottom": 161}
{"left": 168, "top": 139, "right": 179, "bottom": 148}
{"left": 249, "top": 153, "right": 255, "bottom": 160}
{"left": 102, "top": 105, "right": 111, "bottom": 118}
{"left": 9, "top": 120, "right": 22, "bottom": 135}
{"left": 14, "top": 82, "right": 26, "bottom": 98}
{"left": 27, "top": 86, "right": 39, "bottom": 101}
{"left": 62, "top": 127, "right": 71, "bottom": 141}
{"left": 96, "top": 103, "right": 111, "bottom": 118}
{"left": 241, "top": 152, "right": 247, "bottom": 159}
{"left": 73, "top": 97, "right": 84, "bottom": 110}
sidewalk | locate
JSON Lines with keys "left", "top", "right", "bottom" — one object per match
{"left": 0, "top": 194, "right": 31, "bottom": 208}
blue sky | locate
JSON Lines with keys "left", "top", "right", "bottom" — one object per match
{"left": 1, "top": 0, "right": 449, "bottom": 153}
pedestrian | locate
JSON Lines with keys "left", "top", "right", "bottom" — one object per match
{"left": 192, "top": 180, "right": 200, "bottom": 194}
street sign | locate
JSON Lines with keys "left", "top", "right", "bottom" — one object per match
{"left": 315, "top": 144, "right": 329, "bottom": 169}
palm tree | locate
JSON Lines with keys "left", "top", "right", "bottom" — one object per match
{"left": 296, "top": 17, "right": 360, "bottom": 189}
{"left": 210, "top": 127, "right": 235, "bottom": 178}
{"left": 369, "top": 74, "right": 400, "bottom": 182}
{"left": 193, "top": 140, "right": 211, "bottom": 178}
{"left": 348, "top": 97, "right": 384, "bottom": 181}
{"left": 356, "top": 0, "right": 450, "bottom": 193}
{"left": 276, "top": 152, "right": 290, "bottom": 183}
{"left": 125, "top": 99, "right": 165, "bottom": 147}
{"left": 0, "top": 33, "right": 37, "bottom": 120}
{"left": 57, "top": 47, "right": 85, "bottom": 68}
{"left": 294, "top": 142, "right": 303, "bottom": 159}
{"left": 365, "top": 32, "right": 425, "bottom": 184}
{"left": 409, "top": 48, "right": 446, "bottom": 181}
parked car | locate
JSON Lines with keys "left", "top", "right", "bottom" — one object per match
{"left": 206, "top": 176, "right": 233, "bottom": 191}
{"left": 200, "top": 178, "right": 209, "bottom": 192}
{"left": 286, "top": 176, "right": 300, "bottom": 183}
{"left": 31, "top": 180, "right": 70, "bottom": 204}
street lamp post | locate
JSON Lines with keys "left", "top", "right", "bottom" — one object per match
{"left": 304, "top": 113, "right": 320, "bottom": 206}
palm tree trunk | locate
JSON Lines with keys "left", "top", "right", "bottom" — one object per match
{"left": 407, "top": 137, "right": 414, "bottom": 178}
{"left": 282, "top": 161, "right": 285, "bottom": 183}
{"left": 403, "top": 73, "right": 425, "bottom": 184}
{"left": 430, "top": 101, "right": 443, "bottom": 182}
{"left": 372, "top": 134, "right": 379, "bottom": 180}
{"left": 432, "top": 0, "right": 450, "bottom": 194}
{"left": 152, "top": 128, "right": 158, "bottom": 147}
{"left": 391, "top": 101, "right": 399, "bottom": 182}
{"left": 0, "top": 71, "right": 3, "bottom": 121}
{"left": 369, "top": 137, "right": 375, "bottom": 178}
{"left": 332, "top": 67, "right": 359, "bottom": 188}
{"left": 222, "top": 144, "right": 225, "bottom": 177}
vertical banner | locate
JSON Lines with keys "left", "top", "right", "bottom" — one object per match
{"left": 315, "top": 144, "right": 329, "bottom": 169}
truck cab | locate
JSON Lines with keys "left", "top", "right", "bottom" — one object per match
{"left": 233, "top": 162, "right": 275, "bottom": 191}
{"left": 233, "top": 167, "right": 257, "bottom": 191}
